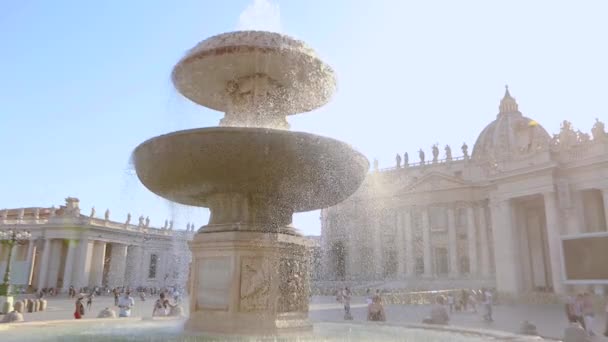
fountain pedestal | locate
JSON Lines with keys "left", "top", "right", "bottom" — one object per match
{"left": 185, "top": 230, "right": 312, "bottom": 334}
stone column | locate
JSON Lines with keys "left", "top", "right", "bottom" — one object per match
{"left": 108, "top": 243, "right": 128, "bottom": 288}
{"left": 489, "top": 200, "right": 520, "bottom": 293}
{"left": 466, "top": 205, "right": 478, "bottom": 276}
{"left": 61, "top": 240, "right": 77, "bottom": 291}
{"left": 403, "top": 208, "right": 415, "bottom": 277}
{"left": 447, "top": 206, "right": 459, "bottom": 278}
{"left": 602, "top": 188, "right": 608, "bottom": 231}
{"left": 25, "top": 240, "right": 35, "bottom": 285}
{"left": 89, "top": 242, "right": 106, "bottom": 287}
{"left": 543, "top": 192, "right": 565, "bottom": 294}
{"left": 73, "top": 239, "right": 94, "bottom": 289}
{"left": 396, "top": 211, "right": 406, "bottom": 277}
{"left": 477, "top": 205, "right": 491, "bottom": 277}
{"left": 36, "top": 238, "right": 52, "bottom": 290}
{"left": 125, "top": 245, "right": 144, "bottom": 287}
{"left": 422, "top": 207, "right": 432, "bottom": 277}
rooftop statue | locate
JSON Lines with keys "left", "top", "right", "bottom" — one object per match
{"left": 418, "top": 149, "right": 426, "bottom": 164}
{"left": 461, "top": 142, "right": 469, "bottom": 159}
{"left": 145, "top": 216, "right": 150, "bottom": 228}
{"left": 403, "top": 152, "right": 409, "bottom": 167}
{"left": 559, "top": 120, "right": 577, "bottom": 149}
{"left": 576, "top": 130, "right": 590, "bottom": 143}
{"left": 592, "top": 118, "right": 606, "bottom": 141}
{"left": 125, "top": 213, "right": 131, "bottom": 226}
{"left": 90, "top": 207, "right": 96, "bottom": 218}
{"left": 395, "top": 153, "right": 402, "bottom": 168}
{"left": 104, "top": 209, "right": 110, "bottom": 221}
{"left": 138, "top": 215, "right": 144, "bottom": 227}
{"left": 445, "top": 145, "right": 452, "bottom": 161}
{"left": 432, "top": 144, "right": 439, "bottom": 163}
{"left": 163, "top": 219, "right": 168, "bottom": 230}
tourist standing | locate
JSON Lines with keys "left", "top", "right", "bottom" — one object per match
{"left": 118, "top": 291, "right": 135, "bottom": 318}
{"left": 469, "top": 290, "right": 477, "bottom": 313}
{"left": 482, "top": 289, "right": 493, "bottom": 322}
{"left": 461, "top": 289, "right": 469, "bottom": 312}
{"left": 74, "top": 296, "right": 85, "bottom": 319}
{"left": 582, "top": 292, "right": 595, "bottom": 336}
{"left": 565, "top": 295, "right": 577, "bottom": 323}
{"left": 367, "top": 295, "right": 386, "bottom": 321}
{"left": 152, "top": 292, "right": 174, "bottom": 317}
{"left": 574, "top": 294, "right": 586, "bottom": 330}
{"left": 113, "top": 288, "right": 120, "bottom": 306}
{"left": 447, "top": 293, "right": 455, "bottom": 313}
{"left": 342, "top": 287, "right": 353, "bottom": 320}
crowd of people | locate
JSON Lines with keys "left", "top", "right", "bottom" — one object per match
{"left": 68, "top": 285, "right": 185, "bottom": 320}
{"left": 336, "top": 287, "right": 494, "bottom": 325}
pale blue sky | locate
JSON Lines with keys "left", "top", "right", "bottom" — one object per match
{"left": 1, "top": 1, "right": 607, "bottom": 235}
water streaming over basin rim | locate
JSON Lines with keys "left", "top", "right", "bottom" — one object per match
{"left": 0, "top": 319, "right": 555, "bottom": 342}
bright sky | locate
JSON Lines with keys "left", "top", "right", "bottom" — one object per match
{"left": 1, "top": 0, "right": 607, "bottom": 235}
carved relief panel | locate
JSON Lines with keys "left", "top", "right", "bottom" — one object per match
{"left": 239, "top": 256, "right": 271, "bottom": 312}
{"left": 278, "top": 257, "right": 309, "bottom": 313}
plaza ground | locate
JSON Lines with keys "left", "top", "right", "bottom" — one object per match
{"left": 2, "top": 295, "right": 607, "bottom": 341}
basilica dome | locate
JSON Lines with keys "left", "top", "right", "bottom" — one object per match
{"left": 472, "top": 87, "right": 550, "bottom": 162}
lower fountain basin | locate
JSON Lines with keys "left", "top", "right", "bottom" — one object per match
{"left": 0, "top": 319, "right": 551, "bottom": 342}
{"left": 133, "top": 127, "right": 369, "bottom": 212}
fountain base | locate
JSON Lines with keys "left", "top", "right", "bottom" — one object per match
{"left": 185, "top": 230, "right": 313, "bottom": 335}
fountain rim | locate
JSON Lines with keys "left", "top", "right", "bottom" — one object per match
{"left": 132, "top": 126, "right": 370, "bottom": 211}
{"left": 133, "top": 126, "right": 366, "bottom": 158}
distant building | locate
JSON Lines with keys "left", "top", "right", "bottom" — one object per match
{"left": 0, "top": 197, "right": 194, "bottom": 291}
{"left": 321, "top": 88, "right": 608, "bottom": 295}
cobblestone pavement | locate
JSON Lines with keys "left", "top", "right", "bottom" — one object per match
{"left": 2, "top": 295, "right": 607, "bottom": 340}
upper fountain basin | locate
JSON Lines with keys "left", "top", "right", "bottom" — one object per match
{"left": 172, "top": 31, "right": 336, "bottom": 115}
{"left": 132, "top": 127, "right": 368, "bottom": 211}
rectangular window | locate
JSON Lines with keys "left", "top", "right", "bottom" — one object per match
{"left": 148, "top": 254, "right": 158, "bottom": 279}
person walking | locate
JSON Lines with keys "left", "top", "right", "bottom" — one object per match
{"left": 447, "top": 293, "right": 455, "bottom": 313}
{"left": 365, "top": 288, "right": 373, "bottom": 306}
{"left": 74, "top": 296, "right": 85, "bottom": 319}
{"left": 86, "top": 292, "right": 94, "bottom": 311}
{"left": 118, "top": 291, "right": 135, "bottom": 318}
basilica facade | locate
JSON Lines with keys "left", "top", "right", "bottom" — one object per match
{"left": 321, "top": 88, "right": 608, "bottom": 295}
{"left": 0, "top": 197, "right": 194, "bottom": 292}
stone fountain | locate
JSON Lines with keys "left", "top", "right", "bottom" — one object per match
{"left": 132, "top": 31, "right": 369, "bottom": 335}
